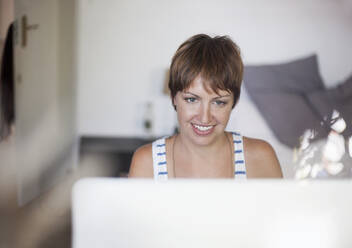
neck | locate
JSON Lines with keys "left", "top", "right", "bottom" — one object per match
{"left": 177, "top": 132, "right": 229, "bottom": 157}
{"left": 172, "top": 132, "right": 233, "bottom": 178}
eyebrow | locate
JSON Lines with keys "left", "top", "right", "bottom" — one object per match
{"left": 183, "top": 92, "right": 200, "bottom": 97}
{"left": 213, "top": 94, "right": 232, "bottom": 100}
{"left": 183, "top": 91, "right": 231, "bottom": 99}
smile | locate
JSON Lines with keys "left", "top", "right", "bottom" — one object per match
{"left": 191, "top": 123, "right": 215, "bottom": 135}
{"left": 193, "top": 124, "right": 213, "bottom": 131}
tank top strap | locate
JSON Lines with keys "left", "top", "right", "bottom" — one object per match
{"left": 152, "top": 138, "right": 168, "bottom": 181}
{"left": 232, "top": 132, "right": 247, "bottom": 180}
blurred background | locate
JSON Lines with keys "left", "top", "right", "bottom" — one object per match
{"left": 0, "top": 0, "right": 352, "bottom": 247}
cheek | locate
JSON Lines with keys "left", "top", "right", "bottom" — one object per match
{"left": 214, "top": 107, "right": 232, "bottom": 123}
{"left": 177, "top": 104, "right": 197, "bottom": 122}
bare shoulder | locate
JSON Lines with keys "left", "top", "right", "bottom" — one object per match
{"left": 243, "top": 137, "right": 283, "bottom": 178}
{"left": 128, "top": 143, "right": 154, "bottom": 178}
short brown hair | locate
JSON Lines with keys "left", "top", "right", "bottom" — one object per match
{"left": 168, "top": 34, "right": 243, "bottom": 108}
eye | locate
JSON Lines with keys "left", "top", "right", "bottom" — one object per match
{"left": 214, "top": 100, "right": 227, "bottom": 106}
{"left": 184, "top": 97, "right": 197, "bottom": 103}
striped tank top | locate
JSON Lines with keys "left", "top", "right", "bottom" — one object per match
{"left": 152, "top": 132, "right": 247, "bottom": 181}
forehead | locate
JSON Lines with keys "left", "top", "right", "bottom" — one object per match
{"left": 184, "top": 75, "right": 231, "bottom": 96}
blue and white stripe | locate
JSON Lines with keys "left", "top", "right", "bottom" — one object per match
{"left": 232, "top": 132, "right": 247, "bottom": 179}
{"left": 152, "top": 132, "right": 247, "bottom": 180}
{"left": 152, "top": 138, "right": 168, "bottom": 181}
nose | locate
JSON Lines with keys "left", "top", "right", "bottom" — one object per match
{"left": 199, "top": 103, "right": 212, "bottom": 124}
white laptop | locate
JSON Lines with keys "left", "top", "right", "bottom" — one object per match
{"left": 72, "top": 178, "right": 352, "bottom": 248}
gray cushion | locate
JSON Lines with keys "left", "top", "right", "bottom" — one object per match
{"left": 244, "top": 54, "right": 325, "bottom": 93}
{"left": 244, "top": 55, "right": 330, "bottom": 148}
{"left": 307, "top": 74, "right": 352, "bottom": 137}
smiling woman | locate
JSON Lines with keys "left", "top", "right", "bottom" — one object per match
{"left": 173, "top": 76, "right": 234, "bottom": 147}
{"left": 129, "top": 34, "right": 283, "bottom": 180}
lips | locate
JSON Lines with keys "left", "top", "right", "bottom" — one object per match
{"left": 191, "top": 123, "right": 215, "bottom": 136}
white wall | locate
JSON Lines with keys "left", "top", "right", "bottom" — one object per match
{"left": 0, "top": 0, "right": 14, "bottom": 39}
{"left": 77, "top": 0, "right": 352, "bottom": 136}
{"left": 76, "top": 0, "right": 352, "bottom": 176}
{"left": 13, "top": 0, "right": 77, "bottom": 204}
{"left": 0, "top": 0, "right": 14, "bottom": 55}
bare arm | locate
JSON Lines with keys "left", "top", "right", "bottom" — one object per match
{"left": 128, "top": 144, "right": 154, "bottom": 178}
{"left": 244, "top": 138, "right": 283, "bottom": 178}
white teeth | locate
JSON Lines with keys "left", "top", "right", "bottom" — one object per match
{"left": 194, "top": 124, "right": 213, "bottom": 131}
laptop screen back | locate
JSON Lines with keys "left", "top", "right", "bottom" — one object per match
{"left": 72, "top": 178, "right": 352, "bottom": 248}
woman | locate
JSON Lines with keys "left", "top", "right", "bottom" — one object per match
{"left": 129, "top": 34, "right": 283, "bottom": 180}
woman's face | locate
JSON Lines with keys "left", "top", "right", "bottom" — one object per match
{"left": 173, "top": 75, "right": 234, "bottom": 146}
